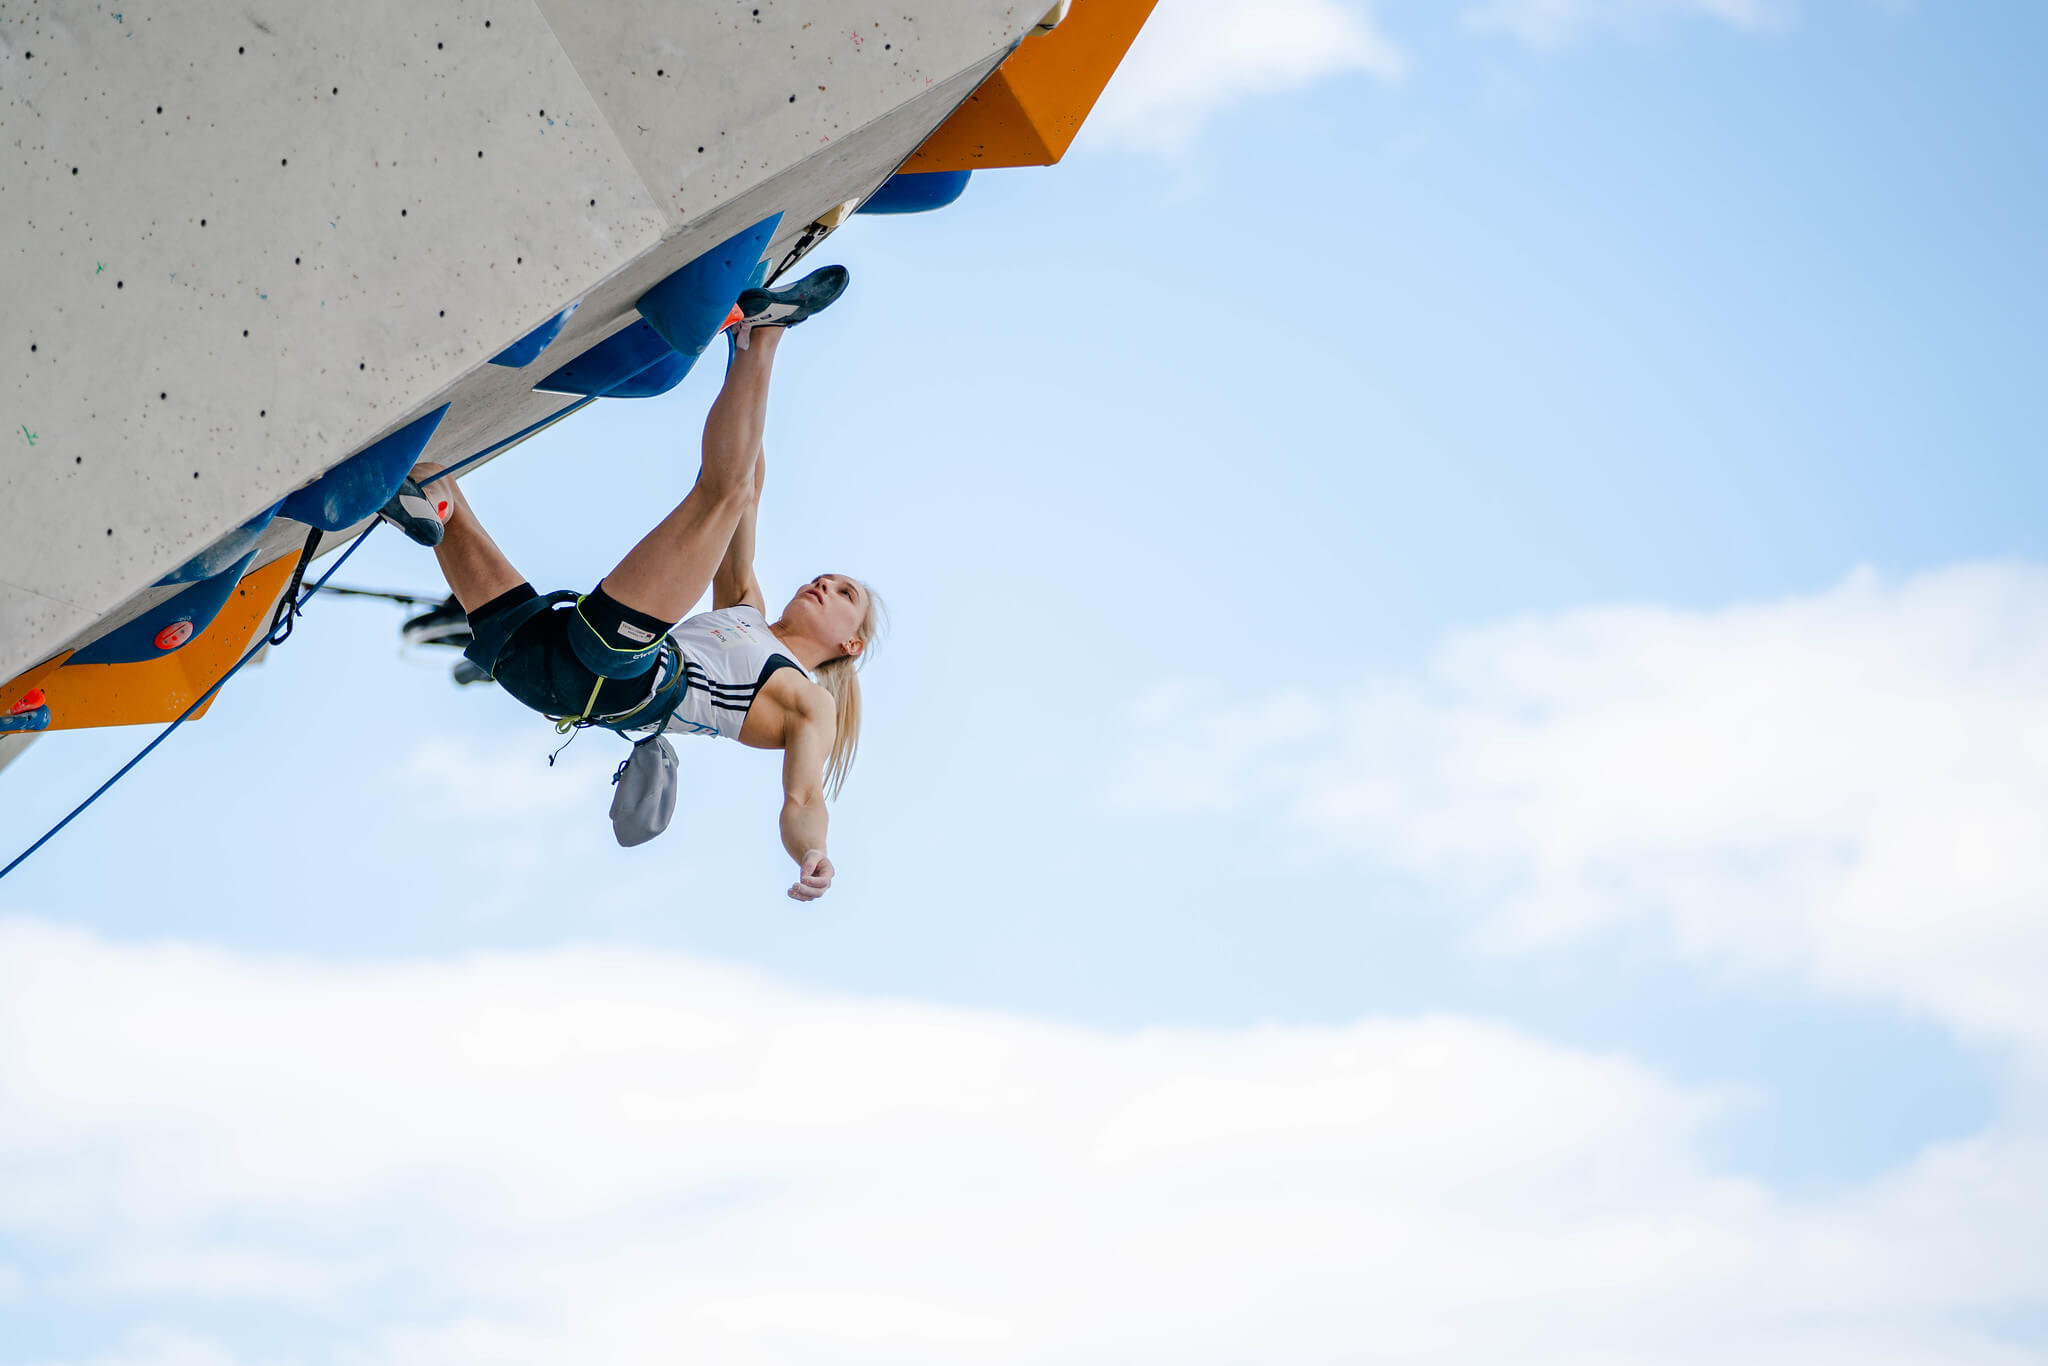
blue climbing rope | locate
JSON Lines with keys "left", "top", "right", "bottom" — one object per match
{"left": 414, "top": 396, "right": 596, "bottom": 489}
{"left": 0, "top": 523, "right": 380, "bottom": 883}
{"left": 6, "top": 385, "right": 619, "bottom": 882}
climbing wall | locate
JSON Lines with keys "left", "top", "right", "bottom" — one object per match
{"left": 0, "top": 0, "right": 1050, "bottom": 684}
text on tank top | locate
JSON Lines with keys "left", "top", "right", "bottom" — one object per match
{"left": 657, "top": 604, "right": 810, "bottom": 739}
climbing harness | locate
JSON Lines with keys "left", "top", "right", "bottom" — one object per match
{"left": 459, "top": 590, "right": 692, "bottom": 844}
{"left": 459, "top": 587, "right": 579, "bottom": 692}
{"left": 551, "top": 639, "right": 687, "bottom": 734}
{"left": 461, "top": 590, "right": 690, "bottom": 738}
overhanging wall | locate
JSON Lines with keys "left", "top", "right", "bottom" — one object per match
{"left": 1, "top": 0, "right": 1046, "bottom": 681}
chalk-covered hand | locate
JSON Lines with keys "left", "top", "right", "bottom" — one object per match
{"left": 788, "top": 850, "right": 835, "bottom": 902}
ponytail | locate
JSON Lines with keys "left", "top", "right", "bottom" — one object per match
{"left": 813, "top": 582, "right": 885, "bottom": 800}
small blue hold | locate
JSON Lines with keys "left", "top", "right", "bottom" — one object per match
{"left": 0, "top": 702, "right": 50, "bottom": 736}
{"left": 156, "top": 501, "right": 282, "bottom": 586}
{"left": 489, "top": 301, "right": 580, "bottom": 368}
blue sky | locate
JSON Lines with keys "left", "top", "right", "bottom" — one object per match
{"left": 4, "top": 3, "right": 2047, "bottom": 1362}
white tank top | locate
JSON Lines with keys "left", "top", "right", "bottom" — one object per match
{"left": 654, "top": 604, "right": 810, "bottom": 739}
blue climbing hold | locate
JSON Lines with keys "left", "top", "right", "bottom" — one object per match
{"left": 637, "top": 213, "right": 784, "bottom": 360}
{"left": 858, "top": 171, "right": 971, "bottom": 215}
{"left": 602, "top": 347, "right": 694, "bottom": 399}
{"left": 156, "top": 500, "right": 283, "bottom": 586}
{"left": 536, "top": 216, "right": 782, "bottom": 399}
{"left": 69, "top": 548, "right": 260, "bottom": 665}
{"left": 0, "top": 702, "right": 49, "bottom": 736}
{"left": 535, "top": 319, "right": 678, "bottom": 397}
{"left": 280, "top": 406, "right": 449, "bottom": 532}
{"left": 0, "top": 687, "right": 50, "bottom": 736}
{"left": 489, "top": 301, "right": 581, "bottom": 368}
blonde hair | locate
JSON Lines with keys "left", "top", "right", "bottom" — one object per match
{"left": 813, "top": 580, "right": 886, "bottom": 800}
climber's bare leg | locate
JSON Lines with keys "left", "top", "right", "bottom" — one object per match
{"left": 596, "top": 326, "right": 783, "bottom": 622}
{"left": 410, "top": 462, "right": 527, "bottom": 613}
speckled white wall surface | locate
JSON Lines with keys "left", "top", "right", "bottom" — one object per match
{"left": 0, "top": 0, "right": 1033, "bottom": 681}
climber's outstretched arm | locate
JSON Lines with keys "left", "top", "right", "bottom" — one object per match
{"left": 779, "top": 690, "right": 836, "bottom": 901}
{"left": 712, "top": 445, "right": 767, "bottom": 613}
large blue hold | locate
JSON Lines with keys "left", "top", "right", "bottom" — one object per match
{"left": 534, "top": 319, "right": 678, "bottom": 397}
{"left": 69, "top": 548, "right": 260, "bottom": 666}
{"left": 533, "top": 214, "right": 783, "bottom": 400}
{"left": 604, "top": 348, "right": 695, "bottom": 400}
{"left": 279, "top": 406, "right": 449, "bottom": 532}
{"left": 637, "top": 214, "right": 783, "bottom": 358}
{"left": 858, "top": 171, "right": 971, "bottom": 215}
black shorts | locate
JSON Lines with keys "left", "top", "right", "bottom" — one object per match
{"left": 464, "top": 584, "right": 679, "bottom": 725}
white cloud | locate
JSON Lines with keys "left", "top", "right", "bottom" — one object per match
{"left": 395, "top": 736, "right": 598, "bottom": 825}
{"left": 1086, "top": 0, "right": 1407, "bottom": 153}
{"left": 23, "top": 1327, "right": 253, "bottom": 1366}
{"left": 1463, "top": 0, "right": 1791, "bottom": 49}
{"left": 1118, "top": 562, "right": 2048, "bottom": 1049}
{"left": 381, "top": 734, "right": 626, "bottom": 905}
{"left": 0, "top": 918, "right": 2045, "bottom": 1364}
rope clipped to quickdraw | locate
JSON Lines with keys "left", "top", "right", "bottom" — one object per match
{"left": 267, "top": 528, "right": 324, "bottom": 645}
{"left": 770, "top": 220, "right": 831, "bottom": 285}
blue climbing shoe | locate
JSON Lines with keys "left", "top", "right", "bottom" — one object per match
{"left": 377, "top": 475, "right": 448, "bottom": 547}
{"left": 731, "top": 265, "right": 850, "bottom": 350}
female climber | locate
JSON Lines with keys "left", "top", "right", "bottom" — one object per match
{"left": 393, "top": 266, "right": 881, "bottom": 901}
